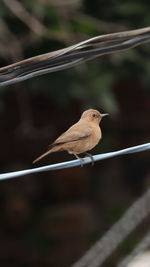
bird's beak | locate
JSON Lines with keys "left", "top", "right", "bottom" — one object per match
{"left": 101, "top": 113, "right": 109, "bottom": 118}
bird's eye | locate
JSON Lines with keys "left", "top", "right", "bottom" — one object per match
{"left": 92, "top": 114, "right": 96, "bottom": 118}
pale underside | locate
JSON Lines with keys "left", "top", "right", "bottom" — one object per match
{"left": 51, "top": 121, "right": 102, "bottom": 154}
{"left": 33, "top": 118, "right": 102, "bottom": 163}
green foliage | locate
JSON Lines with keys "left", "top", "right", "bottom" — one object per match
{"left": 0, "top": 2, "right": 150, "bottom": 266}
{"left": 1, "top": 0, "right": 150, "bottom": 111}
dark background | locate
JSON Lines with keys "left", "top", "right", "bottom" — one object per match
{"left": 0, "top": 0, "right": 150, "bottom": 266}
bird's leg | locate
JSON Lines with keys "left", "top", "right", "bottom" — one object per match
{"left": 85, "top": 152, "right": 95, "bottom": 166}
{"left": 73, "top": 153, "right": 84, "bottom": 167}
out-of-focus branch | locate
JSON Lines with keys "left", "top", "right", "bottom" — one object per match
{"left": 39, "top": 0, "right": 82, "bottom": 8}
{"left": 71, "top": 188, "right": 150, "bottom": 267}
{"left": 0, "top": 26, "right": 150, "bottom": 87}
{"left": 3, "top": 0, "right": 45, "bottom": 35}
{"left": 0, "top": 18, "right": 23, "bottom": 61}
{"left": 74, "top": 12, "right": 126, "bottom": 32}
{"left": 118, "top": 231, "right": 150, "bottom": 267}
{"left": 2, "top": 0, "right": 73, "bottom": 42}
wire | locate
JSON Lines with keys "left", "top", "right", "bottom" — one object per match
{"left": 1, "top": 27, "right": 150, "bottom": 86}
{"left": 0, "top": 142, "right": 150, "bottom": 180}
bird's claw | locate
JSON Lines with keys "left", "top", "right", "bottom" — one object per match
{"left": 73, "top": 153, "right": 85, "bottom": 167}
{"left": 85, "top": 153, "right": 95, "bottom": 166}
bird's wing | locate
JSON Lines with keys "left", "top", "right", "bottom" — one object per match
{"left": 50, "top": 123, "right": 92, "bottom": 148}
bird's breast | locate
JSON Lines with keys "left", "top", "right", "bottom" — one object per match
{"left": 91, "top": 125, "right": 101, "bottom": 146}
{"left": 67, "top": 125, "right": 101, "bottom": 154}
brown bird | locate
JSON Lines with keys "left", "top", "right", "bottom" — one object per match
{"left": 33, "top": 109, "right": 108, "bottom": 166}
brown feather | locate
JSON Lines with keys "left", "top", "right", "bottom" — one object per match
{"left": 33, "top": 135, "right": 90, "bottom": 163}
{"left": 33, "top": 109, "right": 108, "bottom": 164}
{"left": 33, "top": 145, "right": 62, "bottom": 164}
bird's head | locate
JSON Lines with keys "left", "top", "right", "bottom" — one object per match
{"left": 81, "top": 109, "right": 108, "bottom": 124}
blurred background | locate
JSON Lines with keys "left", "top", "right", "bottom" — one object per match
{"left": 0, "top": 0, "right": 150, "bottom": 266}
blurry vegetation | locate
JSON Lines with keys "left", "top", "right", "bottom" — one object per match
{"left": 0, "top": 0, "right": 150, "bottom": 266}
{"left": 0, "top": 0, "right": 150, "bottom": 116}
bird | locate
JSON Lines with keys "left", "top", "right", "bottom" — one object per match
{"left": 33, "top": 109, "right": 108, "bottom": 166}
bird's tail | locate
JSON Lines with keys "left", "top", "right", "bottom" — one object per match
{"left": 33, "top": 145, "right": 61, "bottom": 164}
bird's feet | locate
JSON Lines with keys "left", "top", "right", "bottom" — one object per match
{"left": 73, "top": 154, "right": 85, "bottom": 167}
{"left": 85, "top": 153, "right": 95, "bottom": 166}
